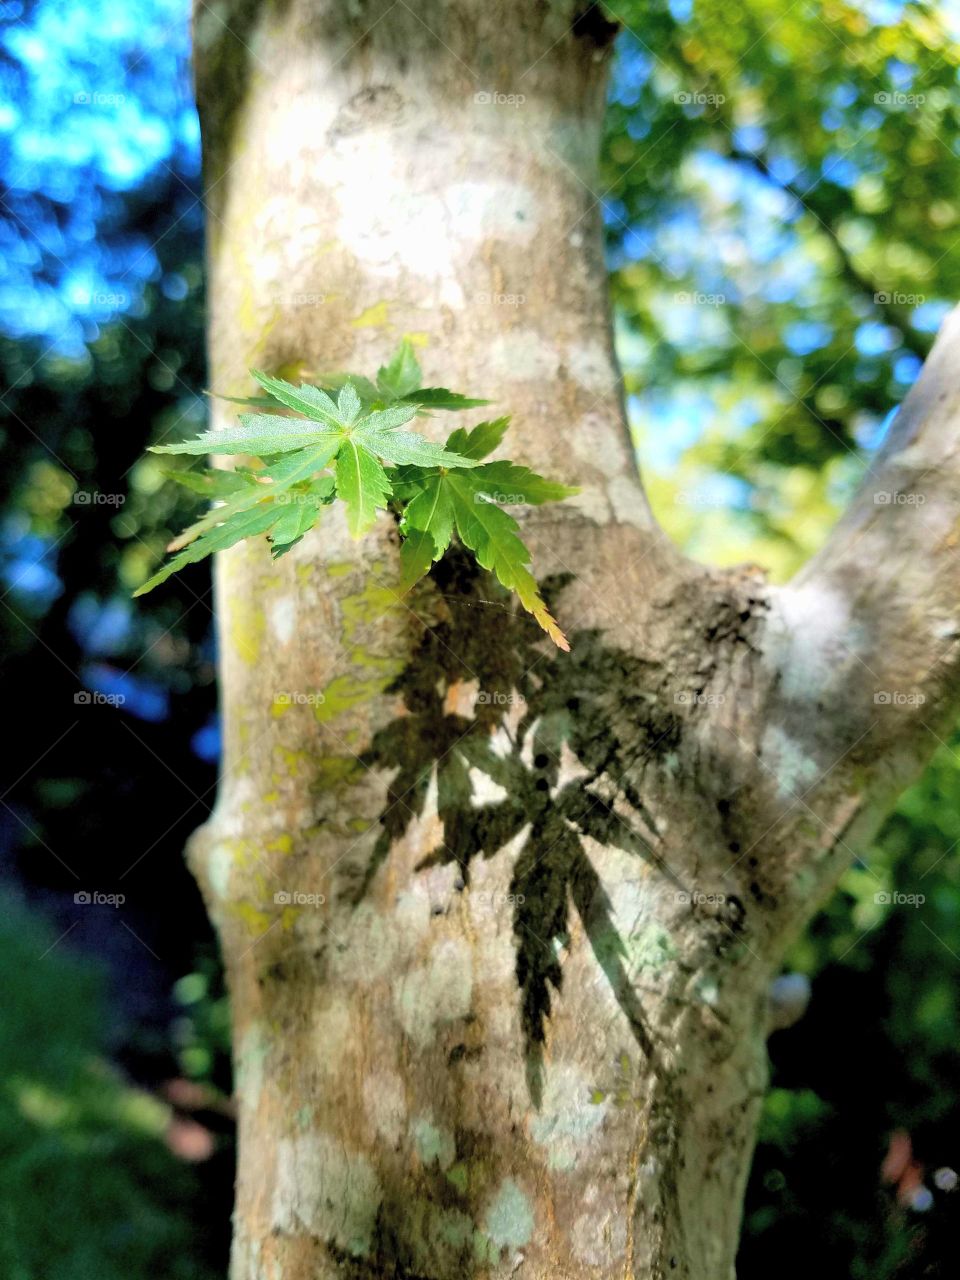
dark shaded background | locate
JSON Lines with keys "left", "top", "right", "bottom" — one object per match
{"left": 2, "top": 0, "right": 959, "bottom": 1275}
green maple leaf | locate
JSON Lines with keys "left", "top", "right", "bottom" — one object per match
{"left": 443, "top": 417, "right": 511, "bottom": 459}
{"left": 402, "top": 387, "right": 489, "bottom": 410}
{"left": 335, "top": 438, "right": 393, "bottom": 538}
{"left": 445, "top": 475, "right": 571, "bottom": 650}
{"left": 248, "top": 369, "right": 344, "bottom": 426}
{"left": 336, "top": 381, "right": 362, "bottom": 424}
{"left": 377, "top": 341, "right": 423, "bottom": 400}
{"left": 144, "top": 370, "right": 478, "bottom": 564}
{"left": 207, "top": 341, "right": 490, "bottom": 416}
{"left": 268, "top": 485, "right": 335, "bottom": 557}
{"left": 151, "top": 412, "right": 340, "bottom": 456}
{"left": 164, "top": 468, "right": 252, "bottom": 498}
{"left": 394, "top": 419, "right": 578, "bottom": 649}
{"left": 134, "top": 356, "right": 576, "bottom": 643}
{"left": 377, "top": 339, "right": 490, "bottom": 412}
{"left": 134, "top": 471, "right": 337, "bottom": 596}
{"left": 396, "top": 527, "right": 437, "bottom": 590}
{"left": 133, "top": 502, "right": 282, "bottom": 597}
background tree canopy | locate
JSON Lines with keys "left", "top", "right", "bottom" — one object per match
{"left": 2, "top": 0, "right": 959, "bottom": 1275}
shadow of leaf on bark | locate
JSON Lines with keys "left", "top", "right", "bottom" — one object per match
{"left": 347, "top": 550, "right": 686, "bottom": 1105}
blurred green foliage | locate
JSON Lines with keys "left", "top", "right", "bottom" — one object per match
{"left": 0, "top": 895, "right": 221, "bottom": 1280}
{"left": 742, "top": 733, "right": 960, "bottom": 1277}
{"left": 607, "top": 0, "right": 959, "bottom": 578}
{"left": 170, "top": 954, "right": 232, "bottom": 1086}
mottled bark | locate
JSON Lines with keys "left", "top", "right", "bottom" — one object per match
{"left": 186, "top": 3, "right": 960, "bottom": 1277}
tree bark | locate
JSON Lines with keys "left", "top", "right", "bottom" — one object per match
{"left": 186, "top": 2, "right": 960, "bottom": 1277}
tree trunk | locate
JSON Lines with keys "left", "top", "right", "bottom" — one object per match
{"left": 187, "top": 2, "right": 960, "bottom": 1276}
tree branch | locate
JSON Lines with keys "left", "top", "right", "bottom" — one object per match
{"left": 802, "top": 304, "right": 960, "bottom": 690}
{"left": 762, "top": 306, "right": 960, "bottom": 839}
